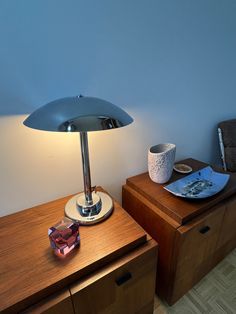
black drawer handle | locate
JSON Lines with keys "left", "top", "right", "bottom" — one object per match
{"left": 199, "top": 226, "right": 210, "bottom": 234}
{"left": 116, "top": 272, "right": 132, "bottom": 286}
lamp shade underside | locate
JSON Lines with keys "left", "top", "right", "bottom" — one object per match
{"left": 23, "top": 96, "right": 133, "bottom": 132}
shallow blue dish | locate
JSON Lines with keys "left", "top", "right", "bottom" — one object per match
{"left": 164, "top": 166, "right": 230, "bottom": 199}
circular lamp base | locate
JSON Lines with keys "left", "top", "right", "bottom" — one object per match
{"left": 65, "top": 191, "right": 113, "bottom": 225}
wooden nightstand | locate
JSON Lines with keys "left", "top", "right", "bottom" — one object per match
{"left": 0, "top": 191, "right": 158, "bottom": 314}
{"left": 122, "top": 158, "right": 236, "bottom": 305}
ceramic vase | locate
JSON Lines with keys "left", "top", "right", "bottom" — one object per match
{"left": 148, "top": 143, "right": 176, "bottom": 184}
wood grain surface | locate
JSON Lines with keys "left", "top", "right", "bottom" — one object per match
{"left": 70, "top": 239, "right": 157, "bottom": 314}
{"left": 0, "top": 190, "right": 147, "bottom": 313}
{"left": 21, "top": 289, "right": 74, "bottom": 314}
{"left": 122, "top": 185, "right": 178, "bottom": 301}
{"left": 126, "top": 158, "right": 236, "bottom": 224}
{"left": 171, "top": 203, "right": 226, "bottom": 303}
{"left": 122, "top": 159, "right": 236, "bottom": 305}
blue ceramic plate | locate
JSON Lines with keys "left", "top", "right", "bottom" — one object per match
{"left": 164, "top": 166, "right": 230, "bottom": 199}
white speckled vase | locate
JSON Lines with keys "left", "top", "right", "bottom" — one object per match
{"left": 148, "top": 143, "right": 176, "bottom": 184}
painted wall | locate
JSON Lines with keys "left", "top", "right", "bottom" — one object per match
{"left": 0, "top": 0, "right": 236, "bottom": 216}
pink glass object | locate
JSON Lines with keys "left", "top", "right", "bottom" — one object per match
{"left": 48, "top": 217, "right": 80, "bottom": 256}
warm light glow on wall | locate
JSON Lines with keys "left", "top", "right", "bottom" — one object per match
{"left": 0, "top": 113, "right": 143, "bottom": 217}
{"left": 0, "top": 115, "right": 81, "bottom": 216}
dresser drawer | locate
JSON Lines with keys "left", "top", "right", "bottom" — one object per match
{"left": 70, "top": 240, "right": 157, "bottom": 314}
{"left": 171, "top": 204, "right": 225, "bottom": 303}
{"left": 21, "top": 289, "right": 74, "bottom": 314}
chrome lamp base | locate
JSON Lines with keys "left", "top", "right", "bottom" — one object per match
{"left": 65, "top": 191, "right": 113, "bottom": 225}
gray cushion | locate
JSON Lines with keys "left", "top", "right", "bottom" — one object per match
{"left": 219, "top": 119, "right": 236, "bottom": 146}
{"left": 225, "top": 147, "right": 236, "bottom": 172}
{"left": 218, "top": 119, "right": 236, "bottom": 172}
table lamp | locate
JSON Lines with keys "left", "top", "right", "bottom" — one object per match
{"left": 24, "top": 95, "right": 133, "bottom": 225}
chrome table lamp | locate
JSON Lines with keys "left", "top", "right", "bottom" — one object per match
{"left": 24, "top": 96, "right": 133, "bottom": 225}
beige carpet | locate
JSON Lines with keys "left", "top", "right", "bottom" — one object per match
{"left": 154, "top": 249, "right": 236, "bottom": 314}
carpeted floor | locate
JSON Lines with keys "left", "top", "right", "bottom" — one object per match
{"left": 154, "top": 249, "right": 236, "bottom": 314}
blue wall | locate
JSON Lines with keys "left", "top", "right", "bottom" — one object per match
{"left": 0, "top": 0, "right": 236, "bottom": 214}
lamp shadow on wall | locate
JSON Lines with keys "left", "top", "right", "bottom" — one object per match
{"left": 0, "top": 96, "right": 37, "bottom": 116}
{"left": 0, "top": 84, "right": 54, "bottom": 116}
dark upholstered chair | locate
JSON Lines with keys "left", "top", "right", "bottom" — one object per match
{"left": 218, "top": 119, "right": 236, "bottom": 172}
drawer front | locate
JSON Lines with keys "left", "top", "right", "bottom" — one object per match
{"left": 171, "top": 205, "right": 225, "bottom": 303}
{"left": 70, "top": 240, "right": 157, "bottom": 314}
{"left": 20, "top": 289, "right": 74, "bottom": 314}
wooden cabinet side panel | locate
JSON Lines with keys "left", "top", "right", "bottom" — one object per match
{"left": 122, "top": 185, "right": 177, "bottom": 302}
{"left": 71, "top": 240, "right": 157, "bottom": 314}
{"left": 210, "top": 195, "right": 236, "bottom": 267}
{"left": 217, "top": 195, "right": 236, "bottom": 249}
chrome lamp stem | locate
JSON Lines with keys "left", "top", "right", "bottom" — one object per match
{"left": 65, "top": 130, "right": 113, "bottom": 224}
{"left": 80, "top": 132, "right": 93, "bottom": 205}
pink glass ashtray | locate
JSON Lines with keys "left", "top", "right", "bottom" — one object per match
{"left": 48, "top": 217, "right": 80, "bottom": 257}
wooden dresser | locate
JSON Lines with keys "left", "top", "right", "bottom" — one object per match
{"left": 122, "top": 158, "right": 236, "bottom": 305}
{"left": 0, "top": 191, "right": 158, "bottom": 314}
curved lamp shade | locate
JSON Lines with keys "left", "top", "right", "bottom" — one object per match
{"left": 23, "top": 96, "right": 133, "bottom": 225}
{"left": 23, "top": 96, "right": 133, "bottom": 132}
